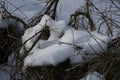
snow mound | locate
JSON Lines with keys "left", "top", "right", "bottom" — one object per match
{"left": 20, "top": 15, "right": 67, "bottom": 57}
{"left": 22, "top": 15, "right": 111, "bottom": 67}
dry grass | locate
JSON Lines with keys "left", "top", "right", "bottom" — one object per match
{"left": 0, "top": 20, "right": 22, "bottom": 64}
{"left": 22, "top": 60, "right": 88, "bottom": 80}
{"left": 87, "top": 38, "right": 120, "bottom": 80}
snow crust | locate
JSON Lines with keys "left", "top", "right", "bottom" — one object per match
{"left": 23, "top": 15, "right": 111, "bottom": 67}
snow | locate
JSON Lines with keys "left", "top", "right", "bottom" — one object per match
{"left": 59, "top": 28, "right": 90, "bottom": 44}
{"left": 37, "top": 40, "right": 57, "bottom": 49}
{"left": 57, "top": 0, "right": 85, "bottom": 21}
{"left": 70, "top": 33, "right": 110, "bottom": 63}
{"left": 21, "top": 14, "right": 66, "bottom": 48}
{"left": 20, "top": 15, "right": 68, "bottom": 57}
{"left": 80, "top": 71, "right": 105, "bottom": 80}
{"left": 21, "top": 15, "right": 51, "bottom": 51}
{"left": 24, "top": 44, "right": 74, "bottom": 66}
{"left": 112, "top": 28, "right": 120, "bottom": 39}
{"left": 63, "top": 28, "right": 111, "bottom": 64}
{"left": 0, "top": 14, "right": 2, "bottom": 20}
{"left": 22, "top": 15, "right": 51, "bottom": 42}
{"left": 1, "top": 0, "right": 85, "bottom": 23}
{"left": 80, "top": 32, "right": 111, "bottom": 53}
{"left": 47, "top": 20, "right": 67, "bottom": 41}
{"left": 19, "top": 15, "right": 51, "bottom": 57}
{"left": 0, "top": 67, "right": 10, "bottom": 80}
{"left": 23, "top": 20, "right": 111, "bottom": 67}
{"left": 3, "top": 0, "right": 44, "bottom": 22}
